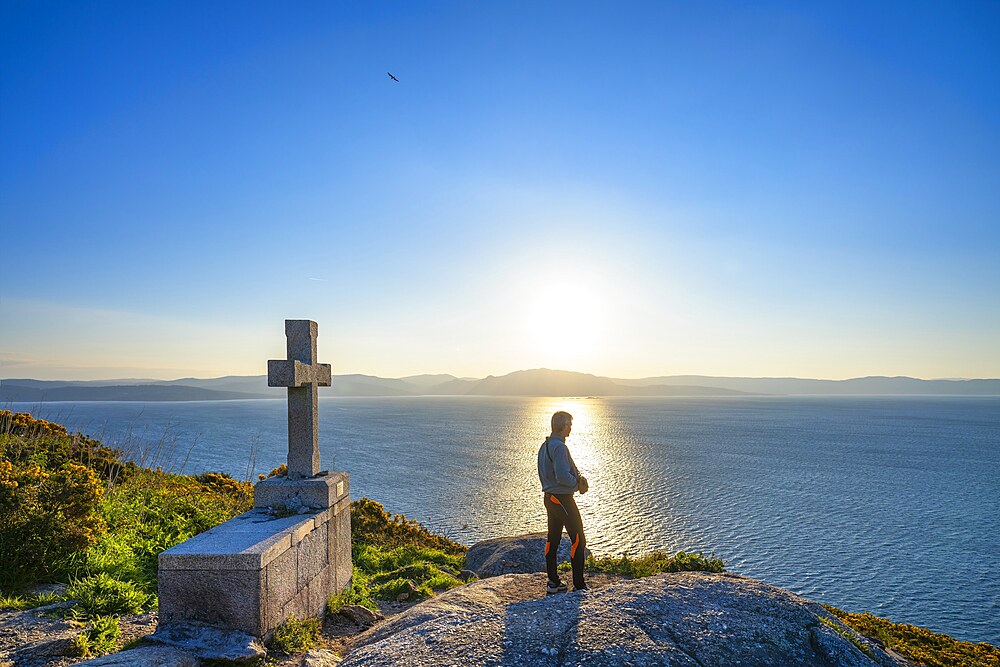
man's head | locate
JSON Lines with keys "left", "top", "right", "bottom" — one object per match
{"left": 551, "top": 410, "right": 573, "bottom": 438}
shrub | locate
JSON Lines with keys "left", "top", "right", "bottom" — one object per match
{"left": 351, "top": 497, "right": 466, "bottom": 555}
{"left": 0, "top": 459, "right": 106, "bottom": 590}
{"left": 824, "top": 605, "right": 1000, "bottom": 667}
{"left": 67, "top": 573, "right": 154, "bottom": 616}
{"left": 567, "top": 550, "right": 725, "bottom": 578}
{"left": 194, "top": 471, "right": 253, "bottom": 505}
{"left": 0, "top": 410, "right": 126, "bottom": 480}
{"left": 0, "top": 410, "right": 254, "bottom": 599}
{"left": 270, "top": 616, "right": 321, "bottom": 655}
{"left": 73, "top": 615, "right": 120, "bottom": 657}
{"left": 261, "top": 463, "right": 287, "bottom": 480}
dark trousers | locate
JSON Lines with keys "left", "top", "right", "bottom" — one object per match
{"left": 544, "top": 492, "right": 586, "bottom": 589}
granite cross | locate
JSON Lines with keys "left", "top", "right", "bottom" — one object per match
{"left": 267, "top": 320, "right": 332, "bottom": 479}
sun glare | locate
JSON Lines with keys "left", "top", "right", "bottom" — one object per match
{"left": 522, "top": 275, "right": 606, "bottom": 366}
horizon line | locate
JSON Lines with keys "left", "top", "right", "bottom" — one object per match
{"left": 1, "top": 369, "right": 998, "bottom": 384}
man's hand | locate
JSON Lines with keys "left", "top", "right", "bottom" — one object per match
{"left": 578, "top": 475, "right": 589, "bottom": 494}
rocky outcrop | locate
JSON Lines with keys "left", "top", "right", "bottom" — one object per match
{"left": 339, "top": 605, "right": 384, "bottom": 629}
{"left": 0, "top": 605, "right": 159, "bottom": 667}
{"left": 303, "top": 648, "right": 344, "bottom": 666}
{"left": 339, "top": 572, "right": 909, "bottom": 667}
{"left": 145, "top": 622, "right": 265, "bottom": 663}
{"left": 0, "top": 603, "right": 80, "bottom": 667}
{"left": 464, "top": 533, "right": 590, "bottom": 578}
{"left": 72, "top": 646, "right": 199, "bottom": 666}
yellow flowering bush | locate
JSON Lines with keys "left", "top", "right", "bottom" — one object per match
{"left": 0, "top": 410, "right": 126, "bottom": 480}
{"left": 0, "top": 458, "right": 105, "bottom": 589}
{"left": 195, "top": 472, "right": 253, "bottom": 505}
{"left": 825, "top": 607, "right": 1000, "bottom": 667}
{"left": 1, "top": 410, "right": 253, "bottom": 597}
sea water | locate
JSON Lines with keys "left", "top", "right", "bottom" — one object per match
{"left": 9, "top": 395, "right": 999, "bottom": 645}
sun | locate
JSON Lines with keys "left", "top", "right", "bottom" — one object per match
{"left": 521, "top": 275, "right": 606, "bottom": 367}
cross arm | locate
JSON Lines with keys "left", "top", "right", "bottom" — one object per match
{"left": 267, "top": 360, "right": 333, "bottom": 388}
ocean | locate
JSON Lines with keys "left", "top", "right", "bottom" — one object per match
{"left": 8, "top": 395, "right": 999, "bottom": 645}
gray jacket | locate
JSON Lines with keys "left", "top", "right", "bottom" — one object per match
{"left": 537, "top": 436, "right": 580, "bottom": 494}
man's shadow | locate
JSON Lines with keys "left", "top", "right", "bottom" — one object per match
{"left": 501, "top": 576, "right": 584, "bottom": 666}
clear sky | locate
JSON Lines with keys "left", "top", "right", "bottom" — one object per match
{"left": 1, "top": 1, "right": 998, "bottom": 381}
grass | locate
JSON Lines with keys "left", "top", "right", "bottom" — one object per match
{"left": 269, "top": 616, "right": 321, "bottom": 655}
{"left": 566, "top": 550, "right": 725, "bottom": 578}
{"left": 66, "top": 572, "right": 155, "bottom": 617}
{"left": 327, "top": 569, "right": 378, "bottom": 613}
{"left": 73, "top": 615, "right": 120, "bottom": 657}
{"left": 333, "top": 499, "right": 468, "bottom": 608}
{"left": 0, "top": 591, "right": 63, "bottom": 611}
{"left": 65, "top": 467, "right": 252, "bottom": 597}
{"left": 824, "top": 605, "right": 1000, "bottom": 667}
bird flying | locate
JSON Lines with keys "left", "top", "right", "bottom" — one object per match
{"left": 387, "top": 72, "right": 399, "bottom": 82}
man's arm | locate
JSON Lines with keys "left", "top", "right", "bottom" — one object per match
{"left": 552, "top": 443, "right": 580, "bottom": 490}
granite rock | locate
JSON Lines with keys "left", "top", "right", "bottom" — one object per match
{"left": 339, "top": 605, "right": 383, "bottom": 628}
{"left": 339, "top": 572, "right": 909, "bottom": 667}
{"left": 72, "top": 646, "right": 199, "bottom": 666}
{"left": 303, "top": 648, "right": 344, "bottom": 666}
{"left": 464, "top": 532, "right": 591, "bottom": 578}
{"left": 0, "top": 604, "right": 81, "bottom": 667}
{"left": 147, "top": 622, "right": 265, "bottom": 663}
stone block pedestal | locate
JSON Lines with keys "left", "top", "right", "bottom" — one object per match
{"left": 158, "top": 471, "right": 350, "bottom": 638}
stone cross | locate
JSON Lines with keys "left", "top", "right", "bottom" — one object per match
{"left": 267, "top": 320, "right": 332, "bottom": 479}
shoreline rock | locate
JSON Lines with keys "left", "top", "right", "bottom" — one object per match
{"left": 464, "top": 532, "right": 591, "bottom": 578}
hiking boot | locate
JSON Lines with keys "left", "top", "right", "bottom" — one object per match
{"left": 546, "top": 580, "right": 568, "bottom": 594}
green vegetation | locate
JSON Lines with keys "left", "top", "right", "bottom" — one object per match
{"left": 269, "top": 616, "right": 321, "bottom": 655}
{"left": 566, "top": 550, "right": 725, "bottom": 578}
{"left": 825, "top": 605, "right": 1000, "bottom": 667}
{"left": 327, "top": 570, "right": 378, "bottom": 613}
{"left": 0, "top": 590, "right": 62, "bottom": 611}
{"left": 0, "top": 409, "right": 252, "bottom": 618}
{"left": 337, "top": 498, "right": 467, "bottom": 608}
{"left": 350, "top": 496, "right": 466, "bottom": 554}
{"left": 818, "top": 614, "right": 877, "bottom": 660}
{"left": 0, "top": 412, "right": 109, "bottom": 589}
{"left": 73, "top": 615, "right": 120, "bottom": 657}
{"left": 66, "top": 572, "right": 155, "bottom": 617}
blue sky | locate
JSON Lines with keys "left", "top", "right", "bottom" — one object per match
{"left": 1, "top": 1, "right": 998, "bottom": 380}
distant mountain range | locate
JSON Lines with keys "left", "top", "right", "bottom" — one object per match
{"left": 2, "top": 369, "right": 998, "bottom": 402}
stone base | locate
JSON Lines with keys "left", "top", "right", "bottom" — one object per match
{"left": 254, "top": 470, "right": 349, "bottom": 511}
{"left": 158, "top": 472, "right": 351, "bottom": 638}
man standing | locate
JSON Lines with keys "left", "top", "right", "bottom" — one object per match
{"left": 537, "top": 410, "right": 589, "bottom": 593}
